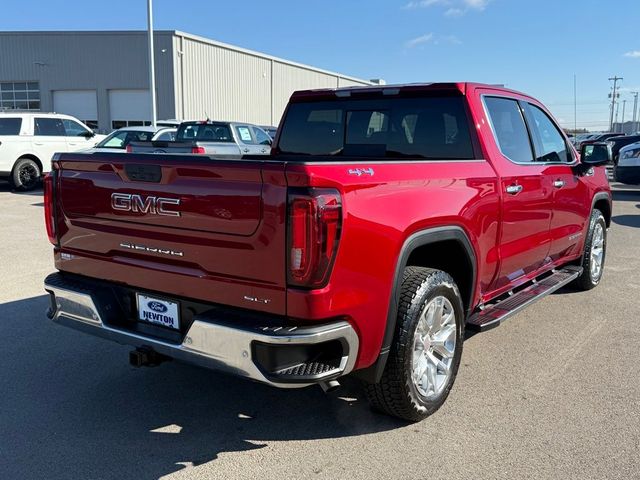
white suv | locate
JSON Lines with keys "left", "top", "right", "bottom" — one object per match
{"left": 0, "top": 112, "right": 106, "bottom": 190}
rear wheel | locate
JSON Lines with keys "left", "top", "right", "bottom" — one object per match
{"left": 574, "top": 209, "right": 607, "bottom": 290}
{"left": 10, "top": 158, "right": 41, "bottom": 191}
{"left": 364, "top": 267, "right": 464, "bottom": 422}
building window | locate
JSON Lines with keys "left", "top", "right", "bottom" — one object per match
{"left": 0, "top": 82, "right": 40, "bottom": 111}
{"left": 111, "top": 120, "right": 152, "bottom": 129}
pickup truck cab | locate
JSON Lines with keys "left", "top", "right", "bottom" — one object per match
{"left": 43, "top": 83, "right": 611, "bottom": 421}
{"left": 128, "top": 120, "right": 272, "bottom": 158}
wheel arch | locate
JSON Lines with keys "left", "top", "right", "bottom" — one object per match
{"left": 13, "top": 154, "right": 44, "bottom": 176}
{"left": 591, "top": 191, "right": 612, "bottom": 228}
{"left": 355, "top": 226, "right": 477, "bottom": 383}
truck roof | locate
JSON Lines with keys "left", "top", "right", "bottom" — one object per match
{"left": 289, "top": 82, "right": 529, "bottom": 102}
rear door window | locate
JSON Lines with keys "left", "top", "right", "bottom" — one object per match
{"left": 484, "top": 97, "right": 534, "bottom": 163}
{"left": 277, "top": 96, "right": 474, "bottom": 159}
{"left": 235, "top": 125, "right": 256, "bottom": 144}
{"left": 0, "top": 117, "right": 22, "bottom": 135}
{"left": 34, "top": 117, "right": 65, "bottom": 136}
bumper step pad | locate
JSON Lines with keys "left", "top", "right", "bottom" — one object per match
{"left": 467, "top": 266, "right": 583, "bottom": 332}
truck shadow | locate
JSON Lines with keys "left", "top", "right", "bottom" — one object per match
{"left": 612, "top": 214, "right": 640, "bottom": 228}
{"left": 0, "top": 295, "right": 404, "bottom": 480}
{"left": 0, "top": 181, "right": 43, "bottom": 196}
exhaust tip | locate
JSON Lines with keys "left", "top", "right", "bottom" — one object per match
{"left": 319, "top": 380, "right": 341, "bottom": 393}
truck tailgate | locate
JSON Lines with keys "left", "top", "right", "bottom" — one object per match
{"left": 53, "top": 152, "right": 287, "bottom": 314}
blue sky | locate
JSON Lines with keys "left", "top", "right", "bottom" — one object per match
{"left": 2, "top": 0, "right": 640, "bottom": 131}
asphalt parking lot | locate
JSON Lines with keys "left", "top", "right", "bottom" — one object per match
{"left": 0, "top": 181, "right": 639, "bottom": 480}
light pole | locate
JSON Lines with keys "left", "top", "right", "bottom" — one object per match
{"left": 632, "top": 92, "right": 639, "bottom": 133}
{"left": 621, "top": 99, "right": 627, "bottom": 134}
{"left": 147, "top": 0, "right": 157, "bottom": 127}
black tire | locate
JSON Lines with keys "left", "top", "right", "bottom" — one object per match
{"left": 574, "top": 209, "right": 607, "bottom": 291}
{"left": 364, "top": 267, "right": 465, "bottom": 422}
{"left": 10, "top": 157, "right": 41, "bottom": 191}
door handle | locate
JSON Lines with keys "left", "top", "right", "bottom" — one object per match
{"left": 242, "top": 148, "right": 250, "bottom": 153}
{"left": 505, "top": 184, "right": 523, "bottom": 195}
{"left": 34, "top": 142, "right": 44, "bottom": 146}
{"left": 260, "top": 148, "right": 267, "bottom": 153}
{"left": 553, "top": 180, "right": 565, "bottom": 188}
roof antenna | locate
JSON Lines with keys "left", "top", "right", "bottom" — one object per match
{"left": 205, "top": 111, "right": 211, "bottom": 122}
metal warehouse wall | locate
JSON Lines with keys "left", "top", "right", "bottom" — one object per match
{"left": 0, "top": 31, "right": 176, "bottom": 132}
{"left": 0, "top": 30, "right": 372, "bottom": 130}
{"left": 173, "top": 32, "right": 372, "bottom": 126}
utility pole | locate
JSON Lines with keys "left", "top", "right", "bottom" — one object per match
{"left": 608, "top": 76, "right": 623, "bottom": 132}
{"left": 614, "top": 102, "right": 620, "bottom": 132}
{"left": 621, "top": 100, "right": 627, "bottom": 134}
{"left": 632, "top": 92, "right": 639, "bottom": 133}
{"left": 147, "top": 0, "right": 157, "bottom": 127}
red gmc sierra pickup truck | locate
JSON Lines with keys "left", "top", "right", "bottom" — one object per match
{"left": 43, "top": 83, "right": 612, "bottom": 421}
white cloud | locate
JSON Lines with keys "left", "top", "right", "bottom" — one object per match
{"left": 404, "top": 0, "right": 490, "bottom": 16}
{"left": 405, "top": 33, "right": 435, "bottom": 48}
{"left": 444, "top": 7, "right": 464, "bottom": 16}
{"left": 624, "top": 51, "right": 640, "bottom": 58}
{"left": 464, "top": 0, "right": 489, "bottom": 10}
{"left": 404, "top": 33, "right": 462, "bottom": 48}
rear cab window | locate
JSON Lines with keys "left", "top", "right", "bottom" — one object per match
{"left": 0, "top": 117, "right": 22, "bottom": 135}
{"left": 176, "top": 123, "right": 234, "bottom": 143}
{"left": 276, "top": 95, "right": 475, "bottom": 160}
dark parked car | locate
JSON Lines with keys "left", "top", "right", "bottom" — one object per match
{"left": 614, "top": 141, "right": 640, "bottom": 184}
{"left": 578, "top": 132, "right": 625, "bottom": 152}
{"left": 607, "top": 135, "right": 640, "bottom": 164}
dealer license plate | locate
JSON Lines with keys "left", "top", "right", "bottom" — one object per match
{"left": 136, "top": 294, "right": 180, "bottom": 330}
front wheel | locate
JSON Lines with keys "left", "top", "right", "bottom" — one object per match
{"left": 10, "top": 158, "right": 41, "bottom": 191}
{"left": 574, "top": 209, "right": 607, "bottom": 290}
{"left": 364, "top": 267, "right": 464, "bottom": 422}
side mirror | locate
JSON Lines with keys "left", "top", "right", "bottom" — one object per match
{"left": 81, "top": 130, "right": 95, "bottom": 138}
{"left": 580, "top": 142, "right": 611, "bottom": 166}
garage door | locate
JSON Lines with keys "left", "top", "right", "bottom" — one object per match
{"left": 53, "top": 90, "right": 98, "bottom": 129}
{"left": 108, "top": 89, "right": 151, "bottom": 130}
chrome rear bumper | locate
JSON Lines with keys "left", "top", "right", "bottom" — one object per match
{"left": 44, "top": 273, "right": 359, "bottom": 388}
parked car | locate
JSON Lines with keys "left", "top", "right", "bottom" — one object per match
{"left": 570, "top": 133, "right": 596, "bottom": 147}
{"left": 0, "top": 112, "right": 106, "bottom": 190}
{"left": 614, "top": 141, "right": 640, "bottom": 184}
{"left": 607, "top": 134, "right": 640, "bottom": 164}
{"left": 43, "top": 82, "right": 611, "bottom": 422}
{"left": 261, "top": 125, "right": 278, "bottom": 139}
{"left": 87, "top": 126, "right": 177, "bottom": 153}
{"left": 578, "top": 132, "right": 624, "bottom": 152}
{"left": 128, "top": 121, "right": 272, "bottom": 157}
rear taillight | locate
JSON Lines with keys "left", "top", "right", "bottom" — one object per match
{"left": 287, "top": 188, "right": 342, "bottom": 288}
{"left": 191, "top": 146, "right": 206, "bottom": 154}
{"left": 43, "top": 172, "right": 57, "bottom": 245}
{"left": 125, "top": 144, "right": 133, "bottom": 153}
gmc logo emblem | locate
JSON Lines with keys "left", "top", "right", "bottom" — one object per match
{"left": 111, "top": 193, "right": 181, "bottom": 217}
